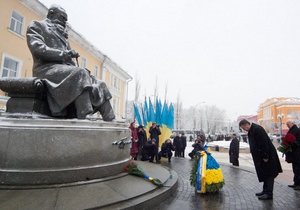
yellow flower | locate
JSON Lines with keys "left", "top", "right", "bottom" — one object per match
{"left": 204, "top": 169, "right": 224, "bottom": 185}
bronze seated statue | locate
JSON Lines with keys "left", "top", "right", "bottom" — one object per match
{"left": 0, "top": 4, "right": 115, "bottom": 121}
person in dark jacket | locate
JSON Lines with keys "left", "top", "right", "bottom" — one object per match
{"left": 229, "top": 133, "right": 239, "bottom": 166}
{"left": 141, "top": 139, "right": 157, "bottom": 162}
{"left": 158, "top": 139, "right": 175, "bottom": 162}
{"left": 149, "top": 122, "right": 161, "bottom": 162}
{"left": 188, "top": 137, "right": 204, "bottom": 159}
{"left": 181, "top": 133, "right": 187, "bottom": 158}
{"left": 286, "top": 120, "right": 300, "bottom": 190}
{"left": 173, "top": 133, "right": 182, "bottom": 157}
{"left": 137, "top": 125, "right": 147, "bottom": 156}
{"left": 239, "top": 119, "right": 282, "bottom": 200}
{"left": 149, "top": 122, "right": 161, "bottom": 142}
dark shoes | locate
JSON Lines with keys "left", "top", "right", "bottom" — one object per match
{"left": 255, "top": 191, "right": 265, "bottom": 196}
{"left": 294, "top": 186, "right": 300, "bottom": 190}
{"left": 287, "top": 184, "right": 300, "bottom": 190}
{"left": 256, "top": 192, "right": 273, "bottom": 200}
{"left": 257, "top": 194, "right": 273, "bottom": 200}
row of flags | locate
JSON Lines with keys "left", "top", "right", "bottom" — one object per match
{"left": 133, "top": 98, "right": 174, "bottom": 147}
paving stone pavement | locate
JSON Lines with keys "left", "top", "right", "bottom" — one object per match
{"left": 152, "top": 141, "right": 300, "bottom": 210}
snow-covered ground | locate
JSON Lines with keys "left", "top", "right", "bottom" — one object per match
{"left": 182, "top": 139, "right": 292, "bottom": 171}
{"left": 207, "top": 140, "right": 249, "bottom": 149}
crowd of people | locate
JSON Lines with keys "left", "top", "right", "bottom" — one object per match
{"left": 128, "top": 122, "right": 209, "bottom": 164}
{"left": 129, "top": 119, "right": 300, "bottom": 200}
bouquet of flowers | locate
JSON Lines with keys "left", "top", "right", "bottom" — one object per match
{"left": 277, "top": 133, "right": 296, "bottom": 155}
{"left": 124, "top": 161, "right": 163, "bottom": 187}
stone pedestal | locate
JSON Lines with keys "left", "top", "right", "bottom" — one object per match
{"left": 0, "top": 161, "right": 178, "bottom": 210}
{"left": 0, "top": 117, "right": 131, "bottom": 186}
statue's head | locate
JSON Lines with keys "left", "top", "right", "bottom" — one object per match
{"left": 47, "top": 4, "right": 68, "bottom": 28}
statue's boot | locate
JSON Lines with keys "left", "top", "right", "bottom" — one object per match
{"left": 74, "top": 90, "right": 93, "bottom": 119}
{"left": 95, "top": 101, "right": 115, "bottom": 121}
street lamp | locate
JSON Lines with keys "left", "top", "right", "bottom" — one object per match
{"left": 277, "top": 114, "right": 284, "bottom": 138}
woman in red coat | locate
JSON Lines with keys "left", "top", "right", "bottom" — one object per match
{"left": 129, "top": 122, "right": 139, "bottom": 160}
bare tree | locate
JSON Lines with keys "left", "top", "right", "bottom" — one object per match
{"left": 164, "top": 82, "right": 168, "bottom": 103}
{"left": 153, "top": 76, "right": 158, "bottom": 107}
{"left": 205, "top": 105, "right": 226, "bottom": 134}
{"left": 175, "top": 92, "right": 183, "bottom": 129}
{"left": 134, "top": 73, "right": 141, "bottom": 102}
{"left": 133, "top": 74, "right": 142, "bottom": 121}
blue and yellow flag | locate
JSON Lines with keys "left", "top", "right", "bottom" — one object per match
{"left": 133, "top": 103, "right": 142, "bottom": 126}
{"left": 159, "top": 101, "right": 170, "bottom": 146}
{"left": 133, "top": 98, "right": 174, "bottom": 147}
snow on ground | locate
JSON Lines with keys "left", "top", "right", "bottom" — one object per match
{"left": 207, "top": 140, "right": 249, "bottom": 149}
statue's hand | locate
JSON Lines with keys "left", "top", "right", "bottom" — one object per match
{"left": 67, "top": 50, "right": 80, "bottom": 58}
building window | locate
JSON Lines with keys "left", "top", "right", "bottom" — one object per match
{"left": 1, "top": 55, "right": 22, "bottom": 77}
{"left": 110, "top": 74, "right": 120, "bottom": 91}
{"left": 112, "top": 97, "right": 120, "bottom": 118}
{"left": 81, "top": 57, "right": 87, "bottom": 68}
{"left": 9, "top": 11, "right": 24, "bottom": 35}
{"left": 287, "top": 109, "right": 291, "bottom": 115}
{"left": 94, "top": 65, "right": 99, "bottom": 77}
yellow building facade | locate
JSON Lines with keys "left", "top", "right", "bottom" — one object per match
{"left": 257, "top": 97, "right": 300, "bottom": 134}
{"left": 0, "top": 0, "right": 132, "bottom": 119}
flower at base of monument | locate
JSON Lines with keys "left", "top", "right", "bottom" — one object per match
{"left": 124, "top": 161, "right": 163, "bottom": 187}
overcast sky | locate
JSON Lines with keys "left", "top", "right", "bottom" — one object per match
{"left": 40, "top": 0, "right": 300, "bottom": 120}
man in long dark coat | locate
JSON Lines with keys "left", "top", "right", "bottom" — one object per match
{"left": 173, "top": 133, "right": 182, "bottom": 157}
{"left": 239, "top": 119, "right": 282, "bottom": 200}
{"left": 149, "top": 122, "right": 161, "bottom": 162}
{"left": 137, "top": 125, "right": 147, "bottom": 156}
{"left": 286, "top": 120, "right": 300, "bottom": 190}
{"left": 26, "top": 4, "right": 115, "bottom": 120}
{"left": 180, "top": 133, "right": 187, "bottom": 158}
{"left": 229, "top": 133, "right": 239, "bottom": 166}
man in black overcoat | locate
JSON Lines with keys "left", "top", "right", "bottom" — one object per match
{"left": 286, "top": 120, "right": 300, "bottom": 190}
{"left": 229, "top": 133, "right": 239, "bottom": 166}
{"left": 239, "top": 119, "right": 282, "bottom": 200}
{"left": 173, "top": 133, "right": 182, "bottom": 157}
{"left": 181, "top": 133, "right": 187, "bottom": 158}
{"left": 149, "top": 122, "right": 161, "bottom": 162}
{"left": 137, "top": 125, "right": 147, "bottom": 156}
